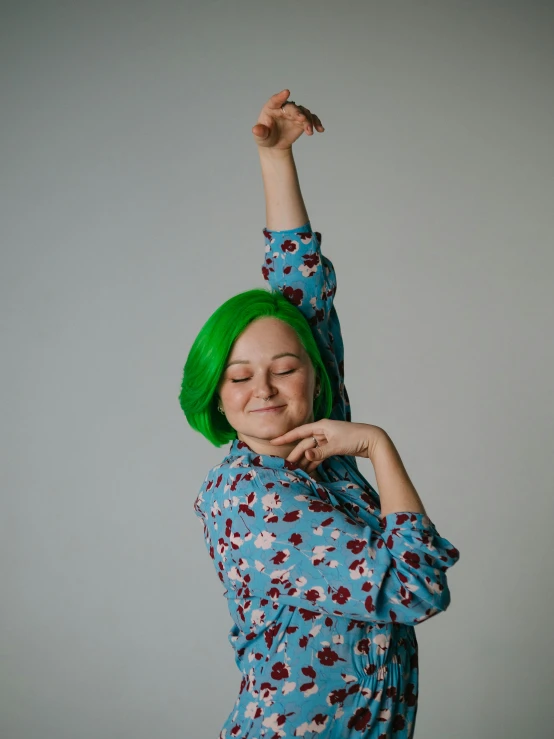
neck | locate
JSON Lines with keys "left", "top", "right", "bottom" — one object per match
{"left": 237, "top": 432, "right": 297, "bottom": 459}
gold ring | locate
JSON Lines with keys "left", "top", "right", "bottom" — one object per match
{"left": 312, "top": 436, "right": 319, "bottom": 448}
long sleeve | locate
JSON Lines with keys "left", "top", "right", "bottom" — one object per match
{"left": 224, "top": 467, "right": 460, "bottom": 626}
{"left": 262, "top": 222, "right": 350, "bottom": 422}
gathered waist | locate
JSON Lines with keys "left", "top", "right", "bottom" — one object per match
{"left": 227, "top": 605, "right": 418, "bottom": 685}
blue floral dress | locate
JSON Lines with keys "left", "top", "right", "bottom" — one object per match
{"left": 193, "top": 223, "right": 460, "bottom": 738}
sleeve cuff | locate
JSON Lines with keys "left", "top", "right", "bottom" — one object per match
{"left": 379, "top": 511, "right": 436, "bottom": 533}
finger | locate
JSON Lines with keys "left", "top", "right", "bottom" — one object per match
{"left": 281, "top": 104, "right": 305, "bottom": 121}
{"left": 307, "top": 459, "right": 322, "bottom": 474}
{"left": 270, "top": 423, "right": 318, "bottom": 445}
{"left": 312, "top": 114, "right": 325, "bottom": 131}
{"left": 268, "top": 89, "right": 291, "bottom": 109}
{"left": 296, "top": 105, "right": 314, "bottom": 134}
{"left": 286, "top": 437, "right": 318, "bottom": 465}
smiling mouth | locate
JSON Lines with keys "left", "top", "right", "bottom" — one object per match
{"left": 250, "top": 405, "right": 286, "bottom": 413}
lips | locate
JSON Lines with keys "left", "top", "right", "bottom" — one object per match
{"left": 250, "top": 405, "right": 285, "bottom": 413}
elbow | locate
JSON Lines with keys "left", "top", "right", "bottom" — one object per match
{"left": 417, "top": 580, "right": 452, "bottom": 624}
{"left": 388, "top": 573, "right": 453, "bottom": 627}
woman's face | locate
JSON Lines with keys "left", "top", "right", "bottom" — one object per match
{"left": 218, "top": 317, "right": 318, "bottom": 456}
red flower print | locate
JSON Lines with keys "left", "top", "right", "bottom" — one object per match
{"left": 402, "top": 551, "right": 421, "bottom": 569}
{"left": 332, "top": 586, "right": 351, "bottom": 605}
{"left": 309, "top": 500, "right": 334, "bottom": 513}
{"left": 317, "top": 646, "right": 342, "bottom": 666}
{"left": 328, "top": 687, "right": 348, "bottom": 705}
{"left": 302, "top": 252, "right": 320, "bottom": 269}
{"left": 405, "top": 683, "right": 417, "bottom": 707}
{"left": 264, "top": 623, "right": 280, "bottom": 649}
{"left": 346, "top": 538, "right": 366, "bottom": 555}
{"left": 270, "top": 550, "right": 289, "bottom": 565}
{"left": 348, "top": 707, "right": 372, "bottom": 732}
{"left": 302, "top": 665, "right": 316, "bottom": 680}
{"left": 392, "top": 714, "right": 406, "bottom": 731}
{"left": 305, "top": 588, "right": 325, "bottom": 605}
{"left": 271, "top": 661, "right": 290, "bottom": 680}
{"left": 365, "top": 595, "right": 376, "bottom": 613}
{"left": 298, "top": 608, "right": 320, "bottom": 622}
{"left": 312, "top": 714, "right": 328, "bottom": 727}
{"left": 281, "top": 238, "right": 299, "bottom": 254}
{"left": 283, "top": 509, "right": 301, "bottom": 522}
{"left": 283, "top": 286, "right": 303, "bottom": 306}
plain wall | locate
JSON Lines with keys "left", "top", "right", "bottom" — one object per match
{"left": 1, "top": 1, "right": 553, "bottom": 737}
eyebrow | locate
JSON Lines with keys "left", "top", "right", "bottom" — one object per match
{"left": 225, "top": 352, "right": 301, "bottom": 368}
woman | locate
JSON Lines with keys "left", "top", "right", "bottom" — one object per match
{"left": 180, "top": 89, "right": 460, "bottom": 739}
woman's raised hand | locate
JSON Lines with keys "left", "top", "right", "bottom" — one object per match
{"left": 252, "top": 89, "right": 325, "bottom": 150}
{"left": 270, "top": 419, "right": 387, "bottom": 475}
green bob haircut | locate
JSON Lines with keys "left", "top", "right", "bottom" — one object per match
{"left": 179, "top": 288, "right": 333, "bottom": 446}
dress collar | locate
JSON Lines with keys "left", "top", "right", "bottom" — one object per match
{"left": 223, "top": 437, "right": 307, "bottom": 473}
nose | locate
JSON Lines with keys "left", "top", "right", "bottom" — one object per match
{"left": 252, "top": 372, "right": 277, "bottom": 400}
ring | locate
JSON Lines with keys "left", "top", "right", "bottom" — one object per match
{"left": 312, "top": 436, "right": 319, "bottom": 448}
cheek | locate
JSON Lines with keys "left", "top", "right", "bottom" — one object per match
{"left": 289, "top": 374, "right": 314, "bottom": 402}
{"left": 220, "top": 384, "right": 248, "bottom": 409}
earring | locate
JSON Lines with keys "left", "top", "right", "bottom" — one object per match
{"left": 314, "top": 386, "right": 321, "bottom": 399}
{"left": 217, "top": 403, "right": 225, "bottom": 415}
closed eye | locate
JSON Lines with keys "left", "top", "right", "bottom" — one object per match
{"left": 230, "top": 369, "right": 295, "bottom": 383}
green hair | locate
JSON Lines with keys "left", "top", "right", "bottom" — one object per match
{"left": 179, "top": 288, "right": 333, "bottom": 446}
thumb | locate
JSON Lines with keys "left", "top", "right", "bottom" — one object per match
{"left": 252, "top": 123, "right": 270, "bottom": 141}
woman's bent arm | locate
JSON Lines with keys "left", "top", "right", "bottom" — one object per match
{"left": 373, "top": 434, "right": 426, "bottom": 517}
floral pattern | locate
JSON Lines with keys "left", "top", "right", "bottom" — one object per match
{"left": 194, "top": 223, "right": 460, "bottom": 737}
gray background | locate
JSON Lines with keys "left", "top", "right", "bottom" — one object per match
{"left": 2, "top": 1, "right": 553, "bottom": 737}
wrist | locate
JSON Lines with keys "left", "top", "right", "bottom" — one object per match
{"left": 257, "top": 146, "right": 294, "bottom": 160}
{"left": 366, "top": 427, "right": 390, "bottom": 463}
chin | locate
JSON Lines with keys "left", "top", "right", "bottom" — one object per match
{"left": 248, "top": 416, "right": 300, "bottom": 438}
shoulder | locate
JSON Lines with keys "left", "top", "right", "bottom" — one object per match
{"left": 197, "top": 455, "right": 278, "bottom": 506}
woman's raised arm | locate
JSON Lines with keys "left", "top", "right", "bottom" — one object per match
{"left": 258, "top": 147, "right": 308, "bottom": 231}
{"left": 253, "top": 91, "right": 351, "bottom": 422}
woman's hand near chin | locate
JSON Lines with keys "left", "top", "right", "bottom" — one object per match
{"left": 252, "top": 89, "right": 324, "bottom": 151}
{"left": 270, "top": 419, "right": 388, "bottom": 476}
{"left": 272, "top": 420, "right": 427, "bottom": 517}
